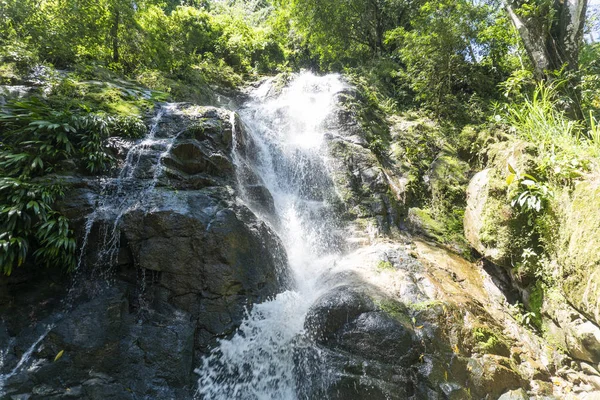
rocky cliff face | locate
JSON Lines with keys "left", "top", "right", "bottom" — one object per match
{"left": 2, "top": 75, "right": 600, "bottom": 400}
{"left": 296, "top": 89, "right": 598, "bottom": 399}
{"left": 0, "top": 104, "right": 288, "bottom": 399}
{"left": 464, "top": 139, "right": 600, "bottom": 397}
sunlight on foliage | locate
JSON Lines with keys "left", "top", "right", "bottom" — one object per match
{"left": 0, "top": 98, "right": 145, "bottom": 275}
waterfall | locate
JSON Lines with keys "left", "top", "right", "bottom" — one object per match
{"left": 76, "top": 103, "right": 179, "bottom": 273}
{"left": 0, "top": 324, "right": 54, "bottom": 397}
{"left": 196, "top": 73, "right": 348, "bottom": 399}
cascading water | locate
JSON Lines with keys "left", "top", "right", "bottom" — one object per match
{"left": 0, "top": 324, "right": 54, "bottom": 397}
{"left": 77, "top": 103, "right": 179, "bottom": 273}
{"left": 196, "top": 73, "right": 349, "bottom": 399}
{"left": 0, "top": 104, "right": 184, "bottom": 395}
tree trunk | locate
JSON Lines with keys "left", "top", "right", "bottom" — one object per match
{"left": 504, "top": 0, "right": 587, "bottom": 118}
{"left": 505, "top": 0, "right": 587, "bottom": 77}
{"left": 111, "top": 9, "right": 120, "bottom": 63}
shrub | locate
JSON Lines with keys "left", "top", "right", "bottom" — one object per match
{"left": 0, "top": 97, "right": 145, "bottom": 275}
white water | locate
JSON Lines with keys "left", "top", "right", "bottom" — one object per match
{"left": 0, "top": 325, "right": 54, "bottom": 396}
{"left": 196, "top": 73, "right": 349, "bottom": 399}
{"left": 77, "top": 103, "right": 180, "bottom": 272}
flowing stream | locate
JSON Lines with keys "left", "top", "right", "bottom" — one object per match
{"left": 196, "top": 73, "right": 349, "bottom": 398}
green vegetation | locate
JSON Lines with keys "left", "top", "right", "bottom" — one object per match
{"left": 472, "top": 326, "right": 510, "bottom": 356}
{"left": 374, "top": 298, "right": 412, "bottom": 326}
{"left": 376, "top": 260, "right": 395, "bottom": 271}
{"left": 0, "top": 97, "right": 145, "bottom": 274}
{"left": 0, "top": 0, "right": 599, "bottom": 329}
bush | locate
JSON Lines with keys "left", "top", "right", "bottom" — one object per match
{"left": 0, "top": 97, "right": 145, "bottom": 275}
{"left": 0, "top": 179, "right": 75, "bottom": 275}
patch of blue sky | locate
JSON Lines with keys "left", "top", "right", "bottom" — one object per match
{"left": 588, "top": 0, "right": 600, "bottom": 42}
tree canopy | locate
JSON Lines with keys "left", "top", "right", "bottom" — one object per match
{"left": 1, "top": 0, "right": 599, "bottom": 274}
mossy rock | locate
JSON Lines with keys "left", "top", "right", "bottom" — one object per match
{"left": 464, "top": 167, "right": 532, "bottom": 267}
{"left": 557, "top": 179, "right": 600, "bottom": 325}
{"left": 429, "top": 153, "right": 470, "bottom": 204}
{"left": 374, "top": 298, "right": 413, "bottom": 327}
{"left": 407, "top": 207, "right": 446, "bottom": 242}
{"left": 471, "top": 326, "right": 511, "bottom": 357}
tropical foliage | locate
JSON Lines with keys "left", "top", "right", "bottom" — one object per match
{"left": 0, "top": 98, "right": 145, "bottom": 274}
{"left": 0, "top": 0, "right": 599, "bottom": 279}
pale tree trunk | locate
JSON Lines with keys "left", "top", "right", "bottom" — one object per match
{"left": 504, "top": 0, "right": 587, "bottom": 118}
{"left": 504, "top": 0, "right": 587, "bottom": 77}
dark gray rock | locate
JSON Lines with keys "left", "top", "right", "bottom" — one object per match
{"left": 303, "top": 282, "right": 423, "bottom": 399}
{"left": 0, "top": 103, "right": 290, "bottom": 399}
{"left": 1, "top": 286, "right": 196, "bottom": 399}
{"left": 305, "top": 285, "right": 376, "bottom": 343}
{"left": 120, "top": 186, "right": 289, "bottom": 352}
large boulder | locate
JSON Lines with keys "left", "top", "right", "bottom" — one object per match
{"left": 463, "top": 140, "right": 538, "bottom": 268}
{"left": 120, "top": 187, "right": 289, "bottom": 352}
{"left": 300, "top": 242, "right": 531, "bottom": 399}
{"left": 557, "top": 180, "right": 600, "bottom": 327}
{"left": 464, "top": 168, "right": 515, "bottom": 265}
{"left": 302, "top": 282, "right": 422, "bottom": 400}
{"left": 463, "top": 142, "right": 600, "bottom": 367}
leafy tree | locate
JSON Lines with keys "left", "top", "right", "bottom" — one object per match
{"left": 287, "top": 0, "right": 420, "bottom": 68}
{"left": 503, "top": 0, "right": 588, "bottom": 117}
{"left": 388, "top": 0, "right": 517, "bottom": 118}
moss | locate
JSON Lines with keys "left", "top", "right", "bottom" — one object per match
{"left": 471, "top": 326, "right": 510, "bottom": 356}
{"left": 408, "top": 207, "right": 446, "bottom": 241}
{"left": 556, "top": 180, "right": 600, "bottom": 323}
{"left": 406, "top": 299, "right": 445, "bottom": 312}
{"left": 387, "top": 114, "right": 473, "bottom": 250}
{"left": 374, "top": 299, "right": 412, "bottom": 326}
{"left": 343, "top": 75, "right": 392, "bottom": 158}
{"left": 479, "top": 194, "right": 512, "bottom": 252}
{"left": 477, "top": 169, "right": 534, "bottom": 268}
{"left": 376, "top": 260, "right": 394, "bottom": 271}
{"left": 106, "top": 101, "right": 141, "bottom": 116}
{"left": 457, "top": 125, "right": 479, "bottom": 158}
{"left": 527, "top": 281, "right": 544, "bottom": 329}
{"left": 391, "top": 119, "right": 446, "bottom": 206}
{"left": 40, "top": 73, "right": 159, "bottom": 119}
{"left": 408, "top": 205, "right": 471, "bottom": 255}
{"left": 430, "top": 154, "right": 470, "bottom": 215}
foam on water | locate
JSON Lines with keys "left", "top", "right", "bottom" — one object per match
{"left": 196, "top": 72, "right": 348, "bottom": 399}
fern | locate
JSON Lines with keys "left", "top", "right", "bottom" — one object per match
{"left": 0, "top": 97, "right": 146, "bottom": 275}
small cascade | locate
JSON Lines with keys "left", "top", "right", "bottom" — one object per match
{"left": 1, "top": 104, "right": 188, "bottom": 395}
{"left": 196, "top": 73, "right": 348, "bottom": 399}
{"left": 1, "top": 103, "right": 191, "bottom": 396}
{"left": 76, "top": 103, "right": 179, "bottom": 274}
{"left": 0, "top": 325, "right": 54, "bottom": 396}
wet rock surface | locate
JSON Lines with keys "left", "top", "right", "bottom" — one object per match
{"left": 3, "top": 75, "right": 600, "bottom": 400}
{"left": 300, "top": 241, "right": 532, "bottom": 399}
{"left": 301, "top": 237, "right": 600, "bottom": 399}
{"left": 0, "top": 104, "right": 288, "bottom": 399}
